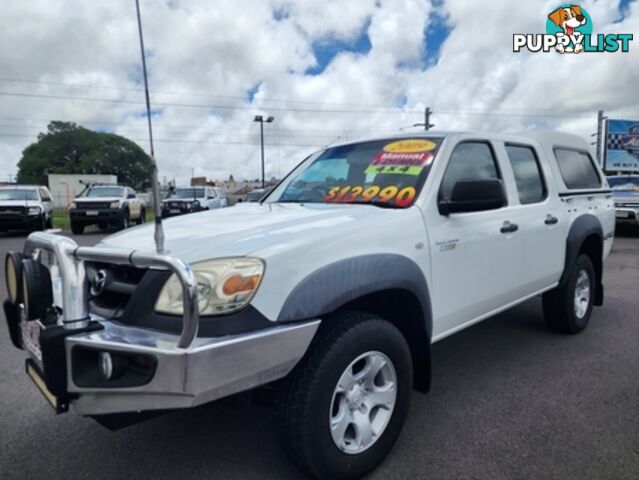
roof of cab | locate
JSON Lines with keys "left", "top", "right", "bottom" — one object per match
{"left": 329, "top": 130, "right": 591, "bottom": 151}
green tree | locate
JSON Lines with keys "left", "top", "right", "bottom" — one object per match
{"left": 16, "top": 121, "right": 153, "bottom": 190}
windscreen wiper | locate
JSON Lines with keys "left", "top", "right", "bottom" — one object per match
{"left": 337, "top": 200, "right": 398, "bottom": 208}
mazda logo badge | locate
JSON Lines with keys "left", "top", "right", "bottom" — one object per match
{"left": 90, "top": 269, "right": 108, "bottom": 296}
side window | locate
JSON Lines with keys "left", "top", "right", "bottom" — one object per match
{"left": 440, "top": 142, "right": 500, "bottom": 201}
{"left": 505, "top": 144, "right": 546, "bottom": 204}
{"left": 554, "top": 148, "right": 601, "bottom": 189}
{"left": 209, "top": 189, "right": 216, "bottom": 198}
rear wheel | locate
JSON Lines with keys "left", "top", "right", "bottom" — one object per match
{"left": 273, "top": 311, "right": 412, "bottom": 480}
{"left": 70, "top": 221, "right": 84, "bottom": 235}
{"left": 543, "top": 254, "right": 596, "bottom": 334}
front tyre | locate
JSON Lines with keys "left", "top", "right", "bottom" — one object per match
{"left": 543, "top": 254, "right": 596, "bottom": 334}
{"left": 136, "top": 208, "right": 146, "bottom": 225}
{"left": 70, "top": 221, "right": 84, "bottom": 235}
{"left": 274, "top": 311, "right": 412, "bottom": 480}
{"left": 115, "top": 209, "right": 129, "bottom": 231}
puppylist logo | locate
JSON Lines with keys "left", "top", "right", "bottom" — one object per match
{"left": 514, "top": 4, "right": 633, "bottom": 54}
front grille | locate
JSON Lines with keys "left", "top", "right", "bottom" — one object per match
{"left": 77, "top": 202, "right": 111, "bottom": 209}
{"left": 87, "top": 263, "right": 147, "bottom": 318}
{"left": 0, "top": 206, "right": 26, "bottom": 215}
{"left": 168, "top": 202, "right": 187, "bottom": 209}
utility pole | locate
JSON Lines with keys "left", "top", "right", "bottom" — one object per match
{"left": 413, "top": 107, "right": 435, "bottom": 131}
{"left": 595, "top": 110, "right": 605, "bottom": 166}
{"left": 254, "top": 115, "right": 274, "bottom": 188}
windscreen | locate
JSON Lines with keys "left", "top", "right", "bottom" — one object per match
{"left": 0, "top": 189, "right": 38, "bottom": 201}
{"left": 269, "top": 138, "right": 442, "bottom": 208}
{"left": 173, "top": 188, "right": 205, "bottom": 199}
{"left": 608, "top": 176, "right": 639, "bottom": 191}
{"left": 84, "top": 187, "right": 124, "bottom": 198}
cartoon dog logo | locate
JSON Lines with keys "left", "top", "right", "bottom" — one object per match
{"left": 547, "top": 5, "right": 587, "bottom": 53}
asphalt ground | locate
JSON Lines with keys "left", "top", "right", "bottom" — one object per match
{"left": 0, "top": 227, "right": 638, "bottom": 479}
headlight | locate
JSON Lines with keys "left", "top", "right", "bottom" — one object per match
{"left": 109, "top": 201, "right": 120, "bottom": 208}
{"left": 154, "top": 257, "right": 264, "bottom": 315}
{"left": 27, "top": 207, "right": 41, "bottom": 215}
{"left": 69, "top": 202, "right": 77, "bottom": 210}
{"left": 189, "top": 201, "right": 200, "bottom": 209}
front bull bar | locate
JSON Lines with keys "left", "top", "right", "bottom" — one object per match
{"left": 24, "top": 231, "right": 200, "bottom": 349}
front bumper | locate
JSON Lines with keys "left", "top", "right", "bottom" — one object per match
{"left": 67, "top": 320, "right": 319, "bottom": 415}
{"left": 6, "top": 232, "right": 320, "bottom": 416}
{"left": 69, "top": 208, "right": 124, "bottom": 224}
{"left": 614, "top": 207, "right": 639, "bottom": 225}
{"left": 161, "top": 205, "right": 204, "bottom": 218}
{"left": 0, "top": 214, "right": 43, "bottom": 230}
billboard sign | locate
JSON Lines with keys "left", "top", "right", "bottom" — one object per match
{"left": 605, "top": 119, "right": 639, "bottom": 172}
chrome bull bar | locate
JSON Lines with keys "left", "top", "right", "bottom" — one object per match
{"left": 24, "top": 231, "right": 199, "bottom": 349}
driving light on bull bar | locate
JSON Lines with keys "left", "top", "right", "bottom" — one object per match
{"left": 5, "top": 251, "right": 25, "bottom": 303}
{"left": 98, "top": 352, "right": 114, "bottom": 380}
{"left": 21, "top": 258, "right": 54, "bottom": 320}
{"left": 154, "top": 257, "right": 264, "bottom": 315}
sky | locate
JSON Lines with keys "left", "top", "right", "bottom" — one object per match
{"left": 0, "top": 0, "right": 638, "bottom": 186}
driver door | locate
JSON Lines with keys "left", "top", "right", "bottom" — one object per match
{"left": 427, "top": 141, "right": 523, "bottom": 339}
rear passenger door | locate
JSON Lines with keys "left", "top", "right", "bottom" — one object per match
{"left": 501, "top": 143, "right": 565, "bottom": 292}
{"left": 428, "top": 140, "right": 523, "bottom": 338}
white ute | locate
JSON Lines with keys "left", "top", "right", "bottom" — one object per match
{"left": 4, "top": 131, "right": 614, "bottom": 480}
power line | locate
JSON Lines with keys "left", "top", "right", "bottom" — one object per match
{"left": 0, "top": 90, "right": 416, "bottom": 114}
{"left": 0, "top": 132, "right": 322, "bottom": 147}
{"left": 3, "top": 91, "right": 636, "bottom": 120}
{"left": 0, "top": 77, "right": 412, "bottom": 110}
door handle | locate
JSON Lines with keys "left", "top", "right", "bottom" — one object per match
{"left": 544, "top": 215, "right": 559, "bottom": 225}
{"left": 500, "top": 221, "right": 519, "bottom": 234}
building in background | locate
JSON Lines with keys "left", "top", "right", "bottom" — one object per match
{"left": 48, "top": 174, "right": 117, "bottom": 207}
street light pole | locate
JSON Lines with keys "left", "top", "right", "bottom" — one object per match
{"left": 254, "top": 115, "right": 274, "bottom": 188}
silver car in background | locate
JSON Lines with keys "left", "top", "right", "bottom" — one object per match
{"left": 608, "top": 175, "right": 639, "bottom": 227}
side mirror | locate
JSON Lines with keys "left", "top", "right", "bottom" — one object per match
{"left": 127, "top": 193, "right": 136, "bottom": 199}
{"left": 438, "top": 179, "right": 506, "bottom": 215}
{"left": 42, "top": 197, "right": 52, "bottom": 202}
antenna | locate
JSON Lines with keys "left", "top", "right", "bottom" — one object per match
{"left": 135, "top": 0, "right": 165, "bottom": 253}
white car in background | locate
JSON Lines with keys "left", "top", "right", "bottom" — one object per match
{"left": 161, "top": 186, "right": 227, "bottom": 217}
{"left": 68, "top": 185, "right": 146, "bottom": 234}
{"left": 0, "top": 185, "right": 54, "bottom": 232}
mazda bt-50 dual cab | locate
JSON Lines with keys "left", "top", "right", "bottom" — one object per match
{"left": 0, "top": 185, "right": 54, "bottom": 232}
{"left": 3, "top": 132, "right": 614, "bottom": 480}
{"left": 68, "top": 184, "right": 146, "bottom": 234}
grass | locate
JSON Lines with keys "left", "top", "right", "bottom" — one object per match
{"left": 52, "top": 208, "right": 155, "bottom": 231}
